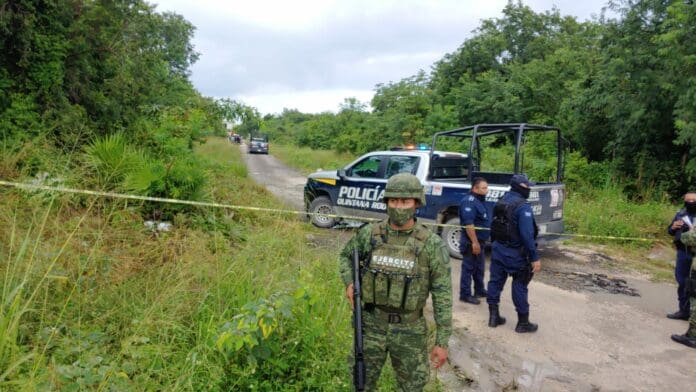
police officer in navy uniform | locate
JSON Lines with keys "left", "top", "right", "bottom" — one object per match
{"left": 666, "top": 191, "right": 696, "bottom": 320}
{"left": 459, "top": 177, "right": 491, "bottom": 304}
{"left": 486, "top": 174, "right": 541, "bottom": 333}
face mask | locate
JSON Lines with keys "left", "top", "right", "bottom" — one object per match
{"left": 387, "top": 207, "right": 415, "bottom": 227}
{"left": 686, "top": 201, "right": 696, "bottom": 215}
{"left": 512, "top": 183, "right": 531, "bottom": 199}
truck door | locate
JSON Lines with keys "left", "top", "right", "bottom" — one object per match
{"left": 336, "top": 154, "right": 389, "bottom": 219}
{"left": 336, "top": 154, "right": 421, "bottom": 219}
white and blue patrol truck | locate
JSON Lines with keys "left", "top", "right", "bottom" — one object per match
{"left": 304, "top": 124, "right": 565, "bottom": 258}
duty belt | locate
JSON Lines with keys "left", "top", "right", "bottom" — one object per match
{"left": 370, "top": 306, "right": 423, "bottom": 324}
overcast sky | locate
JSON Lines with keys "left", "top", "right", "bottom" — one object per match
{"left": 153, "top": 0, "right": 610, "bottom": 115}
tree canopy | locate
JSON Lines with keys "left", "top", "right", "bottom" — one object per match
{"left": 261, "top": 0, "right": 695, "bottom": 198}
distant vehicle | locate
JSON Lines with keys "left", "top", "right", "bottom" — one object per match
{"left": 303, "top": 123, "right": 565, "bottom": 258}
{"left": 248, "top": 137, "right": 269, "bottom": 154}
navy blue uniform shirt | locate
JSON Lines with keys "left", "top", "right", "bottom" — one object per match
{"left": 459, "top": 191, "right": 491, "bottom": 244}
{"left": 668, "top": 209, "right": 696, "bottom": 249}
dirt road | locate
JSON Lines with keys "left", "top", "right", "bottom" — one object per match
{"left": 439, "top": 245, "right": 695, "bottom": 391}
{"left": 238, "top": 143, "right": 306, "bottom": 210}
{"left": 241, "top": 146, "right": 696, "bottom": 391}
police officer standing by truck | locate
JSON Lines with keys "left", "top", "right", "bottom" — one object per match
{"left": 339, "top": 173, "right": 452, "bottom": 391}
{"left": 459, "top": 177, "right": 490, "bottom": 304}
{"left": 486, "top": 174, "right": 541, "bottom": 333}
{"left": 666, "top": 191, "right": 696, "bottom": 320}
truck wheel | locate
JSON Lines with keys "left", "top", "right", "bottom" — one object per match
{"left": 309, "top": 196, "right": 337, "bottom": 228}
{"left": 441, "top": 217, "right": 463, "bottom": 259}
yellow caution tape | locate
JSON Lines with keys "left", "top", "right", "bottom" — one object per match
{"left": 0, "top": 180, "right": 665, "bottom": 243}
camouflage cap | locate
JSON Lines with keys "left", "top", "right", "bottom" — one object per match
{"left": 682, "top": 230, "right": 696, "bottom": 247}
{"left": 384, "top": 173, "right": 426, "bottom": 206}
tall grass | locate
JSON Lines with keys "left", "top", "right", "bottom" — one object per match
{"left": 269, "top": 143, "right": 356, "bottom": 175}
{"left": 0, "top": 138, "right": 363, "bottom": 390}
{"left": 564, "top": 184, "right": 675, "bottom": 245}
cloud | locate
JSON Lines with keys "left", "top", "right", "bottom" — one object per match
{"left": 235, "top": 88, "right": 375, "bottom": 115}
{"left": 154, "top": 0, "right": 610, "bottom": 114}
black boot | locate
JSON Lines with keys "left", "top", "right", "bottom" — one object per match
{"left": 515, "top": 312, "right": 538, "bottom": 333}
{"left": 667, "top": 310, "right": 690, "bottom": 320}
{"left": 460, "top": 295, "right": 480, "bottom": 305}
{"left": 671, "top": 334, "right": 696, "bottom": 348}
{"left": 488, "top": 304, "right": 506, "bottom": 327}
{"left": 672, "top": 324, "right": 696, "bottom": 348}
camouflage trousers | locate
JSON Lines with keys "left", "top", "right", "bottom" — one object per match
{"left": 358, "top": 309, "right": 429, "bottom": 391}
{"left": 688, "top": 296, "right": 696, "bottom": 338}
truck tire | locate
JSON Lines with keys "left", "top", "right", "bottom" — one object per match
{"left": 309, "top": 196, "right": 337, "bottom": 228}
{"left": 441, "top": 217, "right": 463, "bottom": 260}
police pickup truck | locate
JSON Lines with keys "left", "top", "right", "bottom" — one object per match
{"left": 304, "top": 124, "right": 565, "bottom": 258}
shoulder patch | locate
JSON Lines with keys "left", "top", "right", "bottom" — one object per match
{"left": 525, "top": 212, "right": 532, "bottom": 217}
{"left": 468, "top": 196, "right": 475, "bottom": 201}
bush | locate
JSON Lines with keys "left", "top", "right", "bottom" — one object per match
{"left": 84, "top": 133, "right": 144, "bottom": 190}
{"left": 124, "top": 157, "right": 207, "bottom": 219}
{"left": 563, "top": 151, "right": 610, "bottom": 189}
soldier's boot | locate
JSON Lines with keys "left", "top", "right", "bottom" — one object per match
{"left": 666, "top": 310, "right": 690, "bottom": 320}
{"left": 488, "top": 304, "right": 506, "bottom": 327}
{"left": 671, "top": 324, "right": 696, "bottom": 348}
{"left": 515, "top": 312, "right": 538, "bottom": 333}
{"left": 671, "top": 334, "right": 696, "bottom": 348}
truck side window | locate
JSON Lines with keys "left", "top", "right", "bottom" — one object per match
{"left": 386, "top": 156, "right": 419, "bottom": 178}
{"left": 349, "top": 156, "right": 383, "bottom": 178}
{"left": 431, "top": 157, "right": 469, "bottom": 179}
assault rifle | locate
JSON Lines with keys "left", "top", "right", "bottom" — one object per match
{"left": 352, "top": 248, "right": 366, "bottom": 391}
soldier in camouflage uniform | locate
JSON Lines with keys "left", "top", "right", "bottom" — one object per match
{"left": 672, "top": 229, "right": 696, "bottom": 348}
{"left": 339, "top": 173, "right": 452, "bottom": 391}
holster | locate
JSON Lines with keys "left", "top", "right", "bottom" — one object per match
{"left": 513, "top": 264, "right": 534, "bottom": 285}
{"left": 460, "top": 242, "right": 472, "bottom": 256}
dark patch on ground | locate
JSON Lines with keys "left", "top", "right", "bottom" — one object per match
{"left": 533, "top": 245, "right": 640, "bottom": 296}
{"left": 542, "top": 271, "right": 640, "bottom": 296}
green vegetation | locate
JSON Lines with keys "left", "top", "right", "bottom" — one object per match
{"left": 564, "top": 185, "right": 675, "bottom": 244}
{"left": 254, "top": 1, "right": 695, "bottom": 199}
{"left": 0, "top": 2, "right": 425, "bottom": 389}
{"left": 0, "top": 0, "right": 227, "bottom": 212}
{"left": 270, "top": 143, "right": 356, "bottom": 175}
{"left": 0, "top": 138, "right": 363, "bottom": 390}
{"left": 1, "top": 0, "right": 690, "bottom": 390}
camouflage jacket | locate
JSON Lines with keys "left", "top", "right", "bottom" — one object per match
{"left": 339, "top": 221, "right": 452, "bottom": 348}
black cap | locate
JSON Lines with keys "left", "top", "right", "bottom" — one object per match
{"left": 510, "top": 174, "right": 535, "bottom": 187}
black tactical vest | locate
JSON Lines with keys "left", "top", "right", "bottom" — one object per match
{"left": 491, "top": 197, "right": 526, "bottom": 245}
